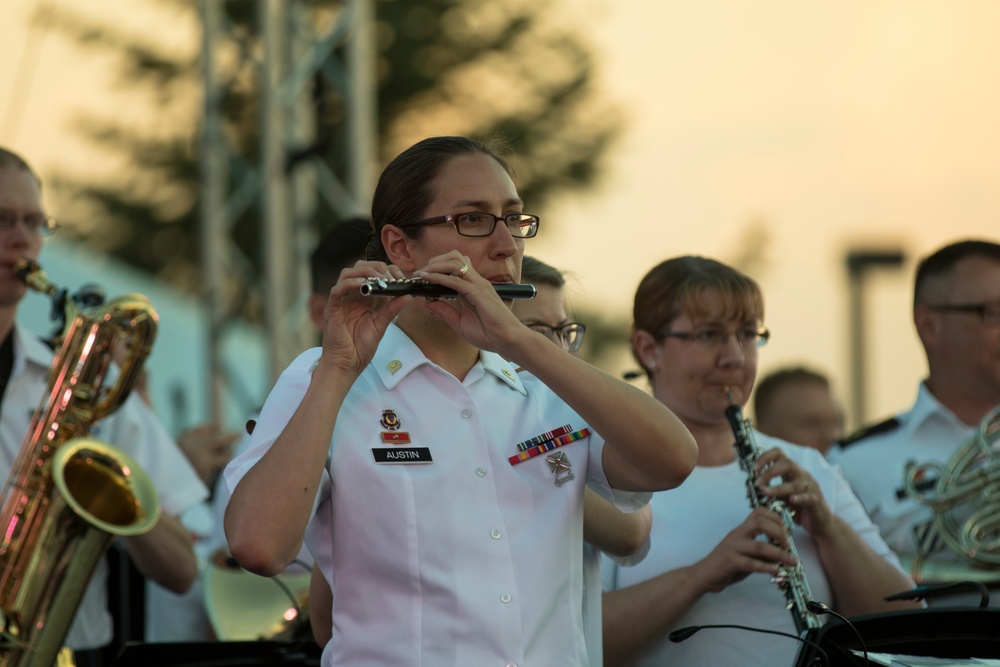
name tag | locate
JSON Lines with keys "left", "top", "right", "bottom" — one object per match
{"left": 372, "top": 447, "right": 433, "bottom": 464}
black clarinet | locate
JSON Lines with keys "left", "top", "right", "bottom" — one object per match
{"left": 360, "top": 277, "right": 536, "bottom": 299}
{"left": 724, "top": 393, "right": 822, "bottom": 636}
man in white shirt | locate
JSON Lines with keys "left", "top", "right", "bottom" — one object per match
{"left": 829, "top": 239, "right": 1000, "bottom": 571}
{"left": 0, "top": 147, "right": 207, "bottom": 664}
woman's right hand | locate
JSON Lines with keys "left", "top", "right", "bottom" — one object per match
{"left": 320, "top": 261, "right": 412, "bottom": 374}
{"left": 691, "top": 507, "right": 799, "bottom": 593}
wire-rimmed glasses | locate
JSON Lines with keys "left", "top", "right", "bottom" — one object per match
{"left": 528, "top": 321, "right": 587, "bottom": 353}
{"left": 926, "top": 301, "right": 1000, "bottom": 325}
{"left": 398, "top": 212, "right": 539, "bottom": 239}
{"left": 0, "top": 208, "right": 58, "bottom": 236}
{"left": 658, "top": 326, "right": 770, "bottom": 349}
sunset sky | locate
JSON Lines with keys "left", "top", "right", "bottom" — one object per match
{"left": 3, "top": 1, "right": 999, "bottom": 430}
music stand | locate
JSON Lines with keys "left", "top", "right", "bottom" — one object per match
{"left": 111, "top": 640, "right": 322, "bottom": 667}
{"left": 794, "top": 608, "right": 1000, "bottom": 667}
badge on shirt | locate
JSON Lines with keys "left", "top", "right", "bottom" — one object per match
{"left": 507, "top": 426, "right": 591, "bottom": 466}
{"left": 378, "top": 408, "right": 411, "bottom": 444}
{"left": 515, "top": 424, "right": 572, "bottom": 452}
{"left": 380, "top": 409, "right": 402, "bottom": 430}
{"left": 546, "top": 451, "right": 575, "bottom": 486}
{"left": 372, "top": 447, "right": 433, "bottom": 464}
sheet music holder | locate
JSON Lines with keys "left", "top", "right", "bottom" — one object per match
{"left": 862, "top": 653, "right": 1000, "bottom": 666}
{"left": 793, "top": 609, "right": 1000, "bottom": 667}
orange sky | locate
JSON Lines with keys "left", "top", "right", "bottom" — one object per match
{"left": 3, "top": 0, "right": 999, "bottom": 428}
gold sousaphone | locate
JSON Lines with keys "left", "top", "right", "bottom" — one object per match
{"left": 903, "top": 404, "right": 1000, "bottom": 583}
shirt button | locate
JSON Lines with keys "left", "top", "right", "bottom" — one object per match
{"left": 500, "top": 593, "right": 512, "bottom": 604}
{"left": 491, "top": 529, "right": 501, "bottom": 540}
{"left": 461, "top": 408, "right": 473, "bottom": 418}
{"left": 506, "top": 664, "right": 518, "bottom": 667}
{"left": 476, "top": 467, "right": 487, "bottom": 477}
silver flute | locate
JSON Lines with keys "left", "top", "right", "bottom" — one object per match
{"left": 360, "top": 277, "right": 536, "bottom": 299}
{"left": 724, "top": 393, "right": 822, "bottom": 636}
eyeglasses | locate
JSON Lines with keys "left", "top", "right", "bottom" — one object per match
{"left": 398, "top": 212, "right": 540, "bottom": 238}
{"left": 658, "top": 326, "right": 770, "bottom": 349}
{"left": 926, "top": 301, "right": 1000, "bottom": 325}
{"left": 527, "top": 321, "right": 586, "bottom": 353}
{"left": 0, "top": 208, "right": 58, "bottom": 236}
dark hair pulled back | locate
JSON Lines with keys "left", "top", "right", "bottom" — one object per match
{"left": 366, "top": 136, "right": 513, "bottom": 262}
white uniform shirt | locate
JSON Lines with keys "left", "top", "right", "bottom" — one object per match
{"left": 827, "top": 382, "right": 975, "bottom": 557}
{"left": 226, "top": 323, "right": 649, "bottom": 667}
{"left": 603, "top": 433, "right": 906, "bottom": 667}
{"left": 0, "top": 324, "right": 208, "bottom": 650}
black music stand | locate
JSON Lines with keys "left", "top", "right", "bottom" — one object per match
{"left": 110, "top": 640, "right": 322, "bottom": 667}
{"left": 794, "top": 608, "right": 1000, "bottom": 667}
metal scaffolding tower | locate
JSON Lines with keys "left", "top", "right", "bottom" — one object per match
{"left": 199, "top": 0, "right": 376, "bottom": 423}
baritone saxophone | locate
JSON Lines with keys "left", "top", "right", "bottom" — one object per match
{"left": 0, "top": 260, "right": 161, "bottom": 667}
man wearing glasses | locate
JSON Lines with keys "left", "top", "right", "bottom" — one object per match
{"left": 829, "top": 239, "right": 1000, "bottom": 572}
{"left": 0, "top": 147, "right": 207, "bottom": 665}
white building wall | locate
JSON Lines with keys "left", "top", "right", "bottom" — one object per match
{"left": 19, "top": 239, "right": 272, "bottom": 436}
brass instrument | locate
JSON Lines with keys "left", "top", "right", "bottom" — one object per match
{"left": 903, "top": 404, "right": 1000, "bottom": 582}
{"left": 203, "top": 560, "right": 312, "bottom": 640}
{"left": 0, "top": 260, "right": 161, "bottom": 667}
{"left": 725, "top": 395, "right": 822, "bottom": 635}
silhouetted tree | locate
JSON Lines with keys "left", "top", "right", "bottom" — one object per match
{"left": 38, "top": 0, "right": 620, "bottom": 322}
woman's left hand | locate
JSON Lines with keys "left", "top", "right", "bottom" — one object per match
{"left": 753, "top": 448, "right": 835, "bottom": 538}
{"left": 413, "top": 251, "right": 525, "bottom": 352}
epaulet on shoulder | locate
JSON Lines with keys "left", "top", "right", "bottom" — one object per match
{"left": 836, "top": 416, "right": 901, "bottom": 450}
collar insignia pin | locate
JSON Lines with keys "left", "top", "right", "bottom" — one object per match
{"left": 387, "top": 360, "right": 402, "bottom": 375}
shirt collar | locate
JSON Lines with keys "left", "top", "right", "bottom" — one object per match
{"left": 903, "top": 380, "right": 972, "bottom": 436}
{"left": 12, "top": 322, "right": 54, "bottom": 378}
{"left": 372, "top": 323, "right": 526, "bottom": 395}
{"left": 479, "top": 349, "right": 527, "bottom": 395}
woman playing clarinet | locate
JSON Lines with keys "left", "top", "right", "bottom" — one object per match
{"left": 602, "top": 255, "right": 919, "bottom": 667}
